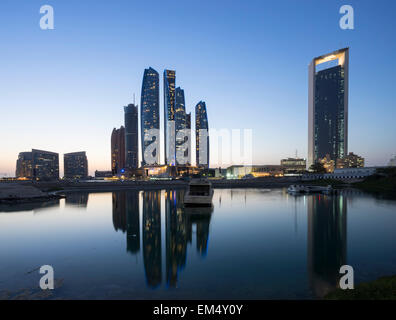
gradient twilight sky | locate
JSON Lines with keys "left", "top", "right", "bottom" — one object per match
{"left": 1, "top": 0, "right": 395, "bottom": 176}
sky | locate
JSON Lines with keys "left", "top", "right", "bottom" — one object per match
{"left": 0, "top": 0, "right": 395, "bottom": 176}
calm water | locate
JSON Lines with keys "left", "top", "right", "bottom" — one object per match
{"left": 1, "top": 188, "right": 396, "bottom": 299}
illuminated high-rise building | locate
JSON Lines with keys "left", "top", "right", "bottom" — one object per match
{"left": 195, "top": 101, "right": 209, "bottom": 168}
{"left": 141, "top": 67, "right": 160, "bottom": 166}
{"left": 16, "top": 149, "right": 59, "bottom": 180}
{"left": 16, "top": 152, "right": 33, "bottom": 179}
{"left": 111, "top": 126, "right": 125, "bottom": 175}
{"left": 308, "top": 48, "right": 349, "bottom": 168}
{"left": 175, "top": 87, "right": 187, "bottom": 165}
{"left": 163, "top": 70, "right": 176, "bottom": 165}
{"left": 124, "top": 103, "right": 139, "bottom": 170}
{"left": 31, "top": 149, "right": 59, "bottom": 180}
{"left": 185, "top": 112, "right": 191, "bottom": 165}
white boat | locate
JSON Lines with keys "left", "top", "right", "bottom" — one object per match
{"left": 288, "top": 185, "right": 332, "bottom": 194}
{"left": 288, "top": 185, "right": 307, "bottom": 193}
{"left": 184, "top": 179, "right": 214, "bottom": 207}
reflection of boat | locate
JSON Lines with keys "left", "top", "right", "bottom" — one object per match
{"left": 184, "top": 205, "right": 214, "bottom": 216}
{"left": 184, "top": 179, "right": 214, "bottom": 207}
{"left": 288, "top": 185, "right": 332, "bottom": 194}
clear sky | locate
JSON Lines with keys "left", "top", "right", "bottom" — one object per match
{"left": 0, "top": 0, "right": 395, "bottom": 176}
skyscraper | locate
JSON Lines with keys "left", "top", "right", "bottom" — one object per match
{"left": 32, "top": 149, "right": 59, "bottom": 180}
{"left": 195, "top": 101, "right": 209, "bottom": 168}
{"left": 175, "top": 87, "right": 187, "bottom": 165}
{"left": 16, "top": 149, "right": 59, "bottom": 180}
{"left": 124, "top": 104, "right": 139, "bottom": 170}
{"left": 141, "top": 67, "right": 160, "bottom": 166}
{"left": 111, "top": 126, "right": 125, "bottom": 174}
{"left": 185, "top": 112, "right": 191, "bottom": 165}
{"left": 308, "top": 48, "right": 349, "bottom": 168}
{"left": 163, "top": 70, "right": 176, "bottom": 165}
{"left": 16, "top": 152, "right": 33, "bottom": 179}
{"left": 64, "top": 151, "right": 88, "bottom": 179}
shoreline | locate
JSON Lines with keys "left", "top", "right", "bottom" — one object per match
{"left": 1, "top": 176, "right": 390, "bottom": 203}
{"left": 0, "top": 178, "right": 298, "bottom": 203}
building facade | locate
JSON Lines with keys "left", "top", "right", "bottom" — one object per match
{"left": 163, "top": 70, "right": 176, "bottom": 165}
{"left": 64, "top": 151, "right": 88, "bottom": 179}
{"left": 175, "top": 87, "right": 188, "bottom": 165}
{"left": 226, "top": 165, "right": 283, "bottom": 178}
{"left": 95, "top": 170, "right": 113, "bottom": 178}
{"left": 16, "top": 152, "right": 33, "bottom": 179}
{"left": 195, "top": 101, "right": 209, "bottom": 168}
{"left": 308, "top": 48, "right": 349, "bottom": 168}
{"left": 185, "top": 112, "right": 191, "bottom": 165}
{"left": 336, "top": 152, "right": 364, "bottom": 169}
{"left": 111, "top": 126, "right": 125, "bottom": 174}
{"left": 319, "top": 154, "right": 335, "bottom": 173}
{"left": 141, "top": 67, "right": 160, "bottom": 166}
{"left": 32, "top": 149, "right": 59, "bottom": 180}
{"left": 281, "top": 158, "right": 307, "bottom": 175}
{"left": 124, "top": 104, "right": 139, "bottom": 170}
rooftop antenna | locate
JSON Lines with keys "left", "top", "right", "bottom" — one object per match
{"left": 133, "top": 93, "right": 135, "bottom": 105}
{"left": 295, "top": 149, "right": 298, "bottom": 158}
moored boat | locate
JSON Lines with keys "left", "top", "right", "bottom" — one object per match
{"left": 184, "top": 179, "right": 214, "bottom": 207}
{"left": 288, "top": 184, "right": 333, "bottom": 194}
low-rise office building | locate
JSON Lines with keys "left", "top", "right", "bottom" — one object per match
{"left": 281, "top": 158, "right": 306, "bottom": 175}
{"left": 95, "top": 170, "right": 113, "bottom": 178}
{"left": 336, "top": 152, "right": 364, "bottom": 169}
{"left": 226, "top": 165, "right": 283, "bottom": 179}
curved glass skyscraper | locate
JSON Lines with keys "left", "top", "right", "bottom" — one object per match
{"left": 140, "top": 67, "right": 160, "bottom": 166}
{"left": 175, "top": 87, "right": 187, "bottom": 165}
{"left": 164, "top": 70, "right": 176, "bottom": 165}
{"left": 195, "top": 101, "right": 209, "bottom": 168}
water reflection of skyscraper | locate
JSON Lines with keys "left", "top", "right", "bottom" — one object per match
{"left": 166, "top": 189, "right": 188, "bottom": 287}
{"left": 112, "top": 192, "right": 127, "bottom": 233}
{"left": 143, "top": 190, "right": 162, "bottom": 288}
{"left": 307, "top": 194, "right": 347, "bottom": 298}
{"left": 112, "top": 191, "right": 140, "bottom": 253}
{"left": 65, "top": 192, "right": 89, "bottom": 207}
{"left": 111, "top": 189, "right": 213, "bottom": 289}
{"left": 126, "top": 191, "right": 140, "bottom": 254}
{"left": 165, "top": 189, "right": 212, "bottom": 287}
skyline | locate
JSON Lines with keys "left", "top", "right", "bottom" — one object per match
{"left": 1, "top": 0, "right": 396, "bottom": 176}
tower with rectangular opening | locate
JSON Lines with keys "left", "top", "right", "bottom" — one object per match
{"left": 308, "top": 48, "right": 349, "bottom": 168}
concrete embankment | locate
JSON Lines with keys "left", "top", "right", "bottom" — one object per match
{"left": 0, "top": 183, "right": 63, "bottom": 204}
{"left": 5, "top": 177, "right": 299, "bottom": 194}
